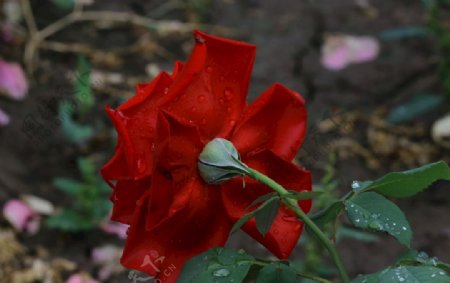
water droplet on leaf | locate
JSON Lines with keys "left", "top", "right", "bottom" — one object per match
{"left": 213, "top": 268, "right": 230, "bottom": 277}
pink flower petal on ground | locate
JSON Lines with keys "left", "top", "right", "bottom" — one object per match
{"left": 347, "top": 36, "right": 380, "bottom": 62}
{"left": 0, "top": 60, "right": 29, "bottom": 100}
{"left": 91, "top": 245, "right": 122, "bottom": 264}
{"left": 321, "top": 34, "right": 380, "bottom": 71}
{"left": 100, "top": 220, "right": 128, "bottom": 239}
{"left": 91, "top": 245, "right": 124, "bottom": 280}
{"left": 321, "top": 36, "right": 350, "bottom": 70}
{"left": 2, "top": 199, "right": 40, "bottom": 234}
{"left": 0, "top": 107, "right": 10, "bottom": 126}
{"left": 65, "top": 274, "right": 100, "bottom": 283}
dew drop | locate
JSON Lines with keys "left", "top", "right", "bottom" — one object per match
{"left": 200, "top": 118, "right": 207, "bottom": 125}
{"left": 402, "top": 226, "right": 407, "bottom": 231}
{"left": 228, "top": 120, "right": 236, "bottom": 126}
{"left": 224, "top": 88, "right": 233, "bottom": 101}
{"left": 206, "top": 66, "right": 213, "bottom": 73}
{"left": 164, "top": 87, "right": 169, "bottom": 95}
{"left": 213, "top": 268, "right": 230, "bottom": 277}
{"left": 197, "top": 95, "right": 206, "bottom": 103}
{"left": 136, "top": 159, "right": 146, "bottom": 173}
{"left": 351, "top": 181, "right": 360, "bottom": 189}
{"left": 191, "top": 106, "right": 197, "bottom": 113}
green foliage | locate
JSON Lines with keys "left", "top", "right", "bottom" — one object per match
{"left": 386, "top": 94, "right": 445, "bottom": 124}
{"left": 178, "top": 248, "right": 254, "bottom": 283}
{"left": 51, "top": 0, "right": 74, "bottom": 10}
{"left": 345, "top": 192, "right": 412, "bottom": 246}
{"left": 230, "top": 197, "right": 280, "bottom": 236}
{"left": 426, "top": 0, "right": 450, "bottom": 95}
{"left": 255, "top": 262, "right": 298, "bottom": 283}
{"left": 352, "top": 266, "right": 450, "bottom": 283}
{"left": 47, "top": 157, "right": 111, "bottom": 231}
{"left": 351, "top": 161, "right": 450, "bottom": 198}
{"left": 59, "top": 101, "right": 94, "bottom": 144}
{"left": 58, "top": 55, "right": 96, "bottom": 144}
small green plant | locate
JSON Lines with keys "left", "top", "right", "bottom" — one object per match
{"left": 47, "top": 157, "right": 111, "bottom": 231}
{"left": 59, "top": 55, "right": 95, "bottom": 144}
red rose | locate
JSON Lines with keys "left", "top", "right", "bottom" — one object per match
{"left": 102, "top": 31, "right": 311, "bottom": 283}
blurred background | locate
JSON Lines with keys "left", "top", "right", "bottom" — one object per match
{"left": 1, "top": 0, "right": 450, "bottom": 282}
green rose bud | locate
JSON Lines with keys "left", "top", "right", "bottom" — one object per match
{"left": 198, "top": 138, "right": 249, "bottom": 184}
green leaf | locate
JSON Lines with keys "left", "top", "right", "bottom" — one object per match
{"left": 46, "top": 209, "right": 93, "bottom": 231}
{"left": 345, "top": 192, "right": 412, "bottom": 246}
{"left": 59, "top": 101, "right": 94, "bottom": 144}
{"left": 78, "top": 157, "right": 96, "bottom": 183}
{"left": 53, "top": 178, "right": 83, "bottom": 195}
{"left": 51, "top": 0, "right": 74, "bottom": 9}
{"left": 255, "top": 263, "right": 298, "bottom": 283}
{"left": 230, "top": 197, "right": 279, "bottom": 235}
{"left": 353, "top": 161, "right": 450, "bottom": 198}
{"left": 285, "top": 190, "right": 323, "bottom": 200}
{"left": 378, "top": 26, "right": 430, "bottom": 41}
{"left": 247, "top": 193, "right": 277, "bottom": 209}
{"left": 255, "top": 198, "right": 280, "bottom": 236}
{"left": 311, "top": 201, "right": 344, "bottom": 229}
{"left": 75, "top": 55, "right": 94, "bottom": 115}
{"left": 336, "top": 227, "right": 380, "bottom": 243}
{"left": 178, "top": 247, "right": 254, "bottom": 283}
{"left": 386, "top": 94, "right": 444, "bottom": 124}
{"left": 352, "top": 266, "right": 450, "bottom": 283}
{"left": 397, "top": 250, "right": 450, "bottom": 273}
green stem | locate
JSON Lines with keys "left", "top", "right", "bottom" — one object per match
{"left": 246, "top": 168, "right": 350, "bottom": 283}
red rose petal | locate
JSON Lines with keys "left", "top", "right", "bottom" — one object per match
{"left": 221, "top": 150, "right": 312, "bottom": 259}
{"left": 231, "top": 83, "right": 307, "bottom": 161}
{"left": 121, "top": 177, "right": 231, "bottom": 283}
{"left": 160, "top": 30, "right": 256, "bottom": 140}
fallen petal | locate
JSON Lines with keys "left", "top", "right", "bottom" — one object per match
{"left": 91, "top": 245, "right": 122, "bottom": 264}
{"left": 0, "top": 60, "right": 29, "bottom": 100}
{"left": 65, "top": 273, "right": 100, "bottom": 283}
{"left": 321, "top": 34, "right": 380, "bottom": 71}
{"left": 21, "top": 194, "right": 55, "bottom": 215}
{"left": 0, "top": 107, "right": 10, "bottom": 126}
{"left": 321, "top": 36, "right": 351, "bottom": 70}
{"left": 347, "top": 36, "right": 380, "bottom": 63}
{"left": 432, "top": 114, "right": 450, "bottom": 149}
{"left": 2, "top": 199, "right": 39, "bottom": 233}
{"left": 100, "top": 220, "right": 128, "bottom": 239}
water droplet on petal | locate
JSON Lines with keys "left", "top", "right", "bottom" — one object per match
{"left": 197, "top": 95, "right": 206, "bottom": 103}
{"left": 206, "top": 66, "right": 213, "bottom": 73}
{"left": 224, "top": 88, "right": 233, "bottom": 101}
{"left": 191, "top": 106, "right": 197, "bottom": 113}
{"left": 164, "top": 87, "right": 169, "bottom": 95}
{"left": 200, "top": 118, "right": 207, "bottom": 125}
{"left": 213, "top": 268, "right": 230, "bottom": 277}
{"left": 228, "top": 120, "right": 236, "bottom": 126}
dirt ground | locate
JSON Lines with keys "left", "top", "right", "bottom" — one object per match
{"left": 1, "top": 0, "right": 450, "bottom": 282}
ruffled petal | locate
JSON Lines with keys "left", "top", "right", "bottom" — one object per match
{"left": 231, "top": 83, "right": 307, "bottom": 161}
{"left": 101, "top": 72, "right": 173, "bottom": 181}
{"left": 221, "top": 150, "right": 312, "bottom": 259}
{"left": 159, "top": 111, "right": 204, "bottom": 185}
{"left": 110, "top": 177, "right": 151, "bottom": 224}
{"left": 160, "top": 30, "right": 256, "bottom": 139}
{"left": 121, "top": 177, "right": 232, "bottom": 283}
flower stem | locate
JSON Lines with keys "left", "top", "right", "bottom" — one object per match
{"left": 246, "top": 168, "right": 350, "bottom": 283}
